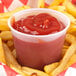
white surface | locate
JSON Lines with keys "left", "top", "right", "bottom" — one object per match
{"left": 0, "top": 65, "right": 7, "bottom": 76}
{"left": 65, "top": 67, "right": 76, "bottom": 76}
{"left": 8, "top": 0, "right": 23, "bottom": 11}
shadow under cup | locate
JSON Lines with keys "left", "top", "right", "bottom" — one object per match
{"left": 8, "top": 8, "right": 70, "bottom": 70}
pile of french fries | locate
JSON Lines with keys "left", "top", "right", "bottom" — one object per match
{"left": 0, "top": 0, "right": 76, "bottom": 76}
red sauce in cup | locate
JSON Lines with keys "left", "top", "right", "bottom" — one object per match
{"left": 12, "top": 13, "right": 65, "bottom": 70}
{"left": 71, "top": 0, "right": 76, "bottom": 5}
{"left": 12, "top": 13, "right": 65, "bottom": 35}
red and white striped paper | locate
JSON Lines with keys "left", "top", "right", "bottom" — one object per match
{"left": 0, "top": 0, "right": 53, "bottom": 12}
{"left": 0, "top": 0, "right": 4, "bottom": 13}
{"left": 1, "top": 62, "right": 76, "bottom": 76}
{"left": 58, "top": 63, "right": 76, "bottom": 76}
{"left": 1, "top": 0, "right": 28, "bottom": 11}
{"left": 0, "top": 63, "right": 22, "bottom": 76}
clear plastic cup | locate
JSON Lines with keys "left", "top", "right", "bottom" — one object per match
{"left": 8, "top": 8, "right": 70, "bottom": 70}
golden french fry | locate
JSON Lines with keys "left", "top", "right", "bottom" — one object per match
{"left": 51, "top": 42, "right": 76, "bottom": 76}
{"left": 10, "top": 65, "right": 29, "bottom": 76}
{"left": 65, "top": 34, "right": 76, "bottom": 43}
{"left": 64, "top": 41, "right": 70, "bottom": 46}
{"left": 65, "top": 0, "right": 76, "bottom": 17}
{"left": 0, "top": 18, "right": 8, "bottom": 23}
{"left": 48, "top": 5, "right": 59, "bottom": 11}
{"left": 12, "top": 49, "right": 16, "bottom": 59}
{"left": 64, "top": 54, "right": 76, "bottom": 70}
{"left": 7, "top": 40, "right": 14, "bottom": 47}
{"left": 38, "top": 0, "right": 45, "bottom": 8}
{"left": 0, "top": 6, "right": 30, "bottom": 18}
{"left": 48, "top": 5, "right": 66, "bottom": 11}
{"left": 3, "top": 43, "right": 21, "bottom": 69}
{"left": 0, "top": 38, "right": 6, "bottom": 64}
{"left": 62, "top": 48, "right": 68, "bottom": 57}
{"left": 0, "top": 18, "right": 10, "bottom": 31}
{"left": 0, "top": 31, "right": 13, "bottom": 40}
{"left": 23, "top": 6, "right": 30, "bottom": 9}
{"left": 22, "top": 67, "right": 49, "bottom": 76}
{"left": 0, "top": 25, "right": 10, "bottom": 31}
{"left": 63, "top": 45, "right": 69, "bottom": 49}
{"left": 67, "top": 23, "right": 76, "bottom": 34}
{"left": 44, "top": 62, "right": 59, "bottom": 74}
{"left": 49, "top": 5, "right": 66, "bottom": 11}
{"left": 49, "top": 0, "right": 64, "bottom": 7}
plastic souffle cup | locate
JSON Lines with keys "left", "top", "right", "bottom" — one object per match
{"left": 8, "top": 8, "right": 70, "bottom": 70}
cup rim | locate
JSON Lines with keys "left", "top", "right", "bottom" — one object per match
{"left": 8, "top": 8, "right": 70, "bottom": 38}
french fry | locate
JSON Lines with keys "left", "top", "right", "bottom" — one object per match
{"left": 44, "top": 62, "right": 59, "bottom": 74}
{"left": 65, "top": 0, "right": 76, "bottom": 17}
{"left": 7, "top": 40, "right": 14, "bottom": 47}
{"left": 0, "top": 6, "right": 30, "bottom": 18}
{"left": 65, "top": 34, "right": 76, "bottom": 43}
{"left": 0, "top": 18, "right": 8, "bottom": 23}
{"left": 12, "top": 49, "right": 16, "bottom": 59}
{"left": 0, "top": 18, "right": 10, "bottom": 31}
{"left": 23, "top": 6, "right": 30, "bottom": 9}
{"left": 51, "top": 42, "right": 76, "bottom": 76}
{"left": 48, "top": 5, "right": 58, "bottom": 10}
{"left": 0, "top": 31, "right": 13, "bottom": 40}
{"left": 64, "top": 41, "right": 70, "bottom": 46}
{"left": 0, "top": 25, "right": 10, "bottom": 31}
{"left": 10, "top": 65, "right": 29, "bottom": 76}
{"left": 64, "top": 54, "right": 76, "bottom": 70}
{"left": 38, "top": 0, "right": 45, "bottom": 8}
{"left": 63, "top": 45, "right": 69, "bottom": 49}
{"left": 7, "top": 40, "right": 14, "bottom": 51}
{"left": 49, "top": 0, "right": 65, "bottom": 7}
{"left": 49, "top": 5, "right": 66, "bottom": 12}
{"left": 62, "top": 48, "right": 68, "bottom": 57}
{"left": 22, "top": 67, "right": 49, "bottom": 76}
{"left": 3, "top": 43, "right": 21, "bottom": 69}
{"left": 57, "top": 6, "right": 66, "bottom": 12}
{"left": 67, "top": 23, "right": 76, "bottom": 34}
{"left": 0, "top": 38, "right": 6, "bottom": 64}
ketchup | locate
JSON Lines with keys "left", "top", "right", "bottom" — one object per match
{"left": 12, "top": 13, "right": 65, "bottom": 35}
{"left": 71, "top": 0, "right": 76, "bottom": 5}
